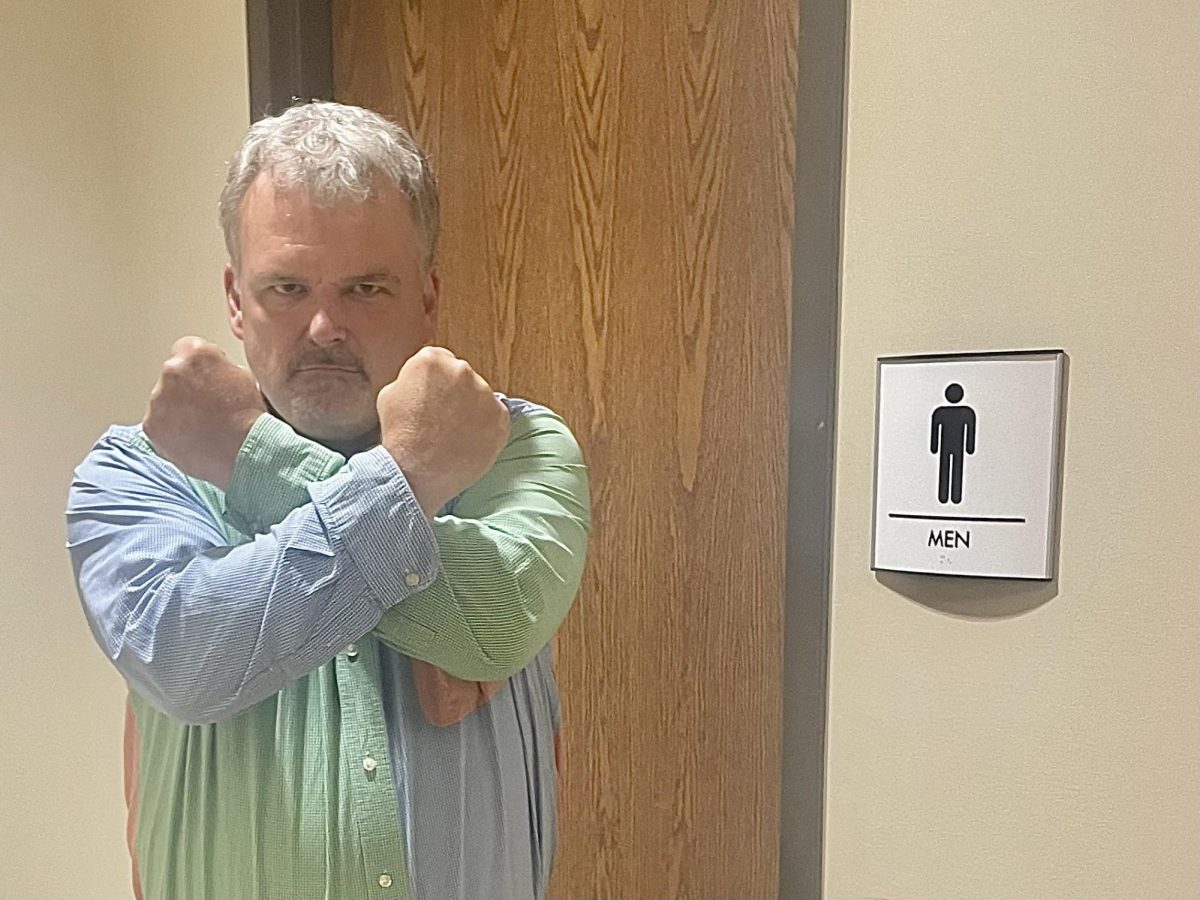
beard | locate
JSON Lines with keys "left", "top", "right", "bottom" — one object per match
{"left": 276, "top": 371, "right": 380, "bottom": 448}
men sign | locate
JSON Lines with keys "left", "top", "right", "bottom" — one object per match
{"left": 872, "top": 351, "right": 1067, "bottom": 579}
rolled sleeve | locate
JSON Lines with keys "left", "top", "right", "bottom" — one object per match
{"left": 309, "top": 445, "right": 441, "bottom": 609}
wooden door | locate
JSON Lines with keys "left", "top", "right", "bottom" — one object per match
{"left": 334, "top": 2, "right": 798, "bottom": 896}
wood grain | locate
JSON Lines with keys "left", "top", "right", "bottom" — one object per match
{"left": 334, "top": 1, "right": 799, "bottom": 896}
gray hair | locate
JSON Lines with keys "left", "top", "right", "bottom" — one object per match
{"left": 219, "top": 101, "right": 440, "bottom": 270}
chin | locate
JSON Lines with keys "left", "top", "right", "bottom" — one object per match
{"left": 284, "top": 397, "right": 377, "bottom": 444}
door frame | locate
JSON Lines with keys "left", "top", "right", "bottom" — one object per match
{"left": 246, "top": 0, "right": 332, "bottom": 121}
{"left": 779, "top": 0, "right": 846, "bottom": 895}
{"left": 241, "top": 1, "right": 847, "bottom": 895}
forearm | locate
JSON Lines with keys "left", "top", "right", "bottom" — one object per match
{"left": 222, "top": 414, "right": 347, "bottom": 536}
{"left": 68, "top": 432, "right": 437, "bottom": 724}
{"left": 373, "top": 415, "right": 590, "bottom": 679}
{"left": 91, "top": 526, "right": 382, "bottom": 723}
{"left": 374, "top": 512, "right": 586, "bottom": 680}
{"left": 225, "top": 408, "right": 590, "bottom": 680}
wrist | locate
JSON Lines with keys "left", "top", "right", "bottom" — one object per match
{"left": 212, "top": 410, "right": 265, "bottom": 492}
{"left": 407, "top": 473, "right": 446, "bottom": 520}
{"left": 386, "top": 457, "right": 444, "bottom": 519}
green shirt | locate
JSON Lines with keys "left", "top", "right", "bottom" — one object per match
{"left": 67, "top": 399, "right": 589, "bottom": 899}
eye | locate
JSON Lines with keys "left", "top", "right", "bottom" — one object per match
{"left": 350, "top": 282, "right": 388, "bottom": 298}
{"left": 271, "top": 282, "right": 306, "bottom": 297}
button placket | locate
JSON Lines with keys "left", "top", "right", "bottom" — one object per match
{"left": 334, "top": 636, "right": 409, "bottom": 899}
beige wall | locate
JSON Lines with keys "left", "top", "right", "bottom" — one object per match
{"left": 0, "top": 2, "right": 247, "bottom": 897}
{"left": 5, "top": 2, "right": 1198, "bottom": 898}
{"left": 827, "top": 2, "right": 1199, "bottom": 899}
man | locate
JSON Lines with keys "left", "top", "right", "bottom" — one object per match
{"left": 66, "top": 101, "right": 589, "bottom": 900}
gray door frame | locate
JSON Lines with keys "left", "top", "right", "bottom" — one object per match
{"left": 779, "top": 0, "right": 846, "bottom": 894}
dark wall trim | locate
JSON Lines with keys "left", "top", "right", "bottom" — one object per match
{"left": 779, "top": 0, "right": 848, "bottom": 895}
{"left": 246, "top": 0, "right": 333, "bottom": 122}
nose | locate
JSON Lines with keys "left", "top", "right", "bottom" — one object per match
{"left": 307, "top": 297, "right": 347, "bottom": 346}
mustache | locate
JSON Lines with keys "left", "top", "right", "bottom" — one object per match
{"left": 289, "top": 352, "right": 365, "bottom": 375}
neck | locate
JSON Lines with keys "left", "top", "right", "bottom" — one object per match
{"left": 317, "top": 426, "right": 382, "bottom": 457}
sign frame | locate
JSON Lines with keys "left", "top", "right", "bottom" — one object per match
{"left": 870, "top": 349, "right": 1068, "bottom": 581}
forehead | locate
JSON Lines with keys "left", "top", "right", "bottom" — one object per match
{"left": 238, "top": 173, "right": 422, "bottom": 270}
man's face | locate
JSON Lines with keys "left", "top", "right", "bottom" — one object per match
{"left": 226, "top": 173, "right": 438, "bottom": 448}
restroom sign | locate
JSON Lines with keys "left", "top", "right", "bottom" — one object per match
{"left": 872, "top": 350, "right": 1067, "bottom": 580}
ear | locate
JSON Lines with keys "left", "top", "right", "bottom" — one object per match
{"left": 225, "top": 264, "right": 244, "bottom": 340}
{"left": 423, "top": 267, "right": 441, "bottom": 335}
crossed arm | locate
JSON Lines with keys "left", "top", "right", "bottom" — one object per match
{"left": 224, "top": 408, "right": 589, "bottom": 721}
{"left": 67, "top": 408, "right": 589, "bottom": 725}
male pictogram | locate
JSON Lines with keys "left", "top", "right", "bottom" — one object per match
{"left": 930, "top": 383, "right": 976, "bottom": 504}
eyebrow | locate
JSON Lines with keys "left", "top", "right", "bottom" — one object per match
{"left": 247, "top": 271, "right": 403, "bottom": 290}
{"left": 340, "top": 272, "right": 402, "bottom": 286}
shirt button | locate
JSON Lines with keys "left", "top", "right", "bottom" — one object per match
{"left": 405, "top": 572, "right": 421, "bottom": 587}
{"left": 363, "top": 756, "right": 378, "bottom": 773}
{"left": 345, "top": 643, "right": 359, "bottom": 659}
{"left": 378, "top": 873, "right": 393, "bottom": 889}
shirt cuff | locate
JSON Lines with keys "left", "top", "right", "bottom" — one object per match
{"left": 224, "top": 413, "right": 344, "bottom": 535}
{"left": 308, "top": 444, "right": 440, "bottom": 609}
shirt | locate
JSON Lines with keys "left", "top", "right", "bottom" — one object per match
{"left": 65, "top": 397, "right": 590, "bottom": 900}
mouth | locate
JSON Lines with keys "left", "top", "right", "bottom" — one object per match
{"left": 295, "top": 365, "right": 362, "bottom": 375}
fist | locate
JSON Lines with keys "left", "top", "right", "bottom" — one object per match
{"left": 142, "top": 337, "right": 266, "bottom": 490}
{"left": 378, "top": 347, "right": 509, "bottom": 516}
